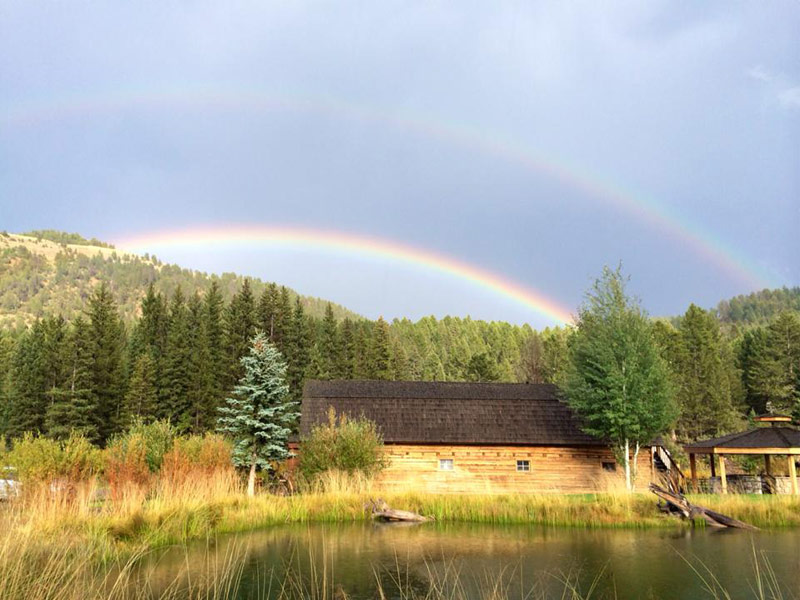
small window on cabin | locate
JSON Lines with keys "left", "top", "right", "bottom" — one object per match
{"left": 516, "top": 460, "right": 530, "bottom": 472}
{"left": 602, "top": 462, "right": 617, "bottom": 472}
{"left": 439, "top": 459, "right": 454, "bottom": 471}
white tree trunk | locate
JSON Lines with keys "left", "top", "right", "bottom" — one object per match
{"left": 631, "top": 442, "right": 640, "bottom": 492}
{"left": 247, "top": 455, "right": 257, "bottom": 497}
{"left": 623, "top": 438, "right": 632, "bottom": 492}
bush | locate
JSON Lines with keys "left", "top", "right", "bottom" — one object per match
{"left": 105, "top": 419, "right": 176, "bottom": 497}
{"left": 299, "top": 408, "right": 386, "bottom": 480}
{"left": 161, "top": 433, "right": 233, "bottom": 484}
{"left": 5, "top": 431, "right": 102, "bottom": 483}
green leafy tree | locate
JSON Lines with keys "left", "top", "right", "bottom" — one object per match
{"left": 565, "top": 266, "right": 676, "bottom": 491}
{"left": 217, "top": 333, "right": 297, "bottom": 496}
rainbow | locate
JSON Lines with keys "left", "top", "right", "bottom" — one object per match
{"left": 115, "top": 225, "right": 575, "bottom": 325}
{"left": 2, "top": 84, "right": 777, "bottom": 289}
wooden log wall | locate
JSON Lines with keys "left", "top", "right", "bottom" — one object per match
{"left": 375, "top": 444, "right": 655, "bottom": 494}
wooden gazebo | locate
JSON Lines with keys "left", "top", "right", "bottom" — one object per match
{"left": 684, "top": 415, "right": 800, "bottom": 495}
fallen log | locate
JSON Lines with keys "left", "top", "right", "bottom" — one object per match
{"left": 366, "top": 498, "right": 432, "bottom": 522}
{"left": 649, "top": 483, "right": 758, "bottom": 530}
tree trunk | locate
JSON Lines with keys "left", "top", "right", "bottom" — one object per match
{"left": 247, "top": 455, "right": 257, "bottom": 497}
{"left": 632, "top": 441, "right": 640, "bottom": 492}
{"left": 623, "top": 438, "right": 632, "bottom": 491}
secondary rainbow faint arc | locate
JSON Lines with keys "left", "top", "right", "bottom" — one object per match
{"left": 115, "top": 226, "right": 574, "bottom": 325}
{"left": 2, "top": 85, "right": 775, "bottom": 289}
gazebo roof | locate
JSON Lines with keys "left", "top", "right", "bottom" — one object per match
{"left": 685, "top": 426, "right": 800, "bottom": 455}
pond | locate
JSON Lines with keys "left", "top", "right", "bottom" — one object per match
{"left": 138, "top": 522, "right": 800, "bottom": 599}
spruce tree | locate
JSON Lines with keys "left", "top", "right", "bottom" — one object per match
{"left": 203, "top": 281, "right": 226, "bottom": 425}
{"left": 186, "top": 291, "right": 215, "bottom": 431}
{"left": 367, "top": 317, "right": 392, "bottom": 379}
{"left": 336, "top": 318, "right": 356, "bottom": 379}
{"left": 257, "top": 283, "right": 279, "bottom": 341}
{"left": 224, "top": 279, "right": 257, "bottom": 389}
{"left": 285, "top": 298, "right": 311, "bottom": 403}
{"left": 750, "top": 312, "right": 800, "bottom": 415}
{"left": 7, "top": 321, "right": 48, "bottom": 438}
{"left": 272, "top": 286, "right": 292, "bottom": 354}
{"left": 673, "top": 304, "right": 742, "bottom": 441}
{"left": 738, "top": 327, "right": 770, "bottom": 414}
{"left": 45, "top": 317, "right": 97, "bottom": 440}
{"left": 125, "top": 353, "right": 158, "bottom": 423}
{"left": 217, "top": 333, "right": 297, "bottom": 496}
{"left": 160, "top": 286, "right": 192, "bottom": 424}
{"left": 312, "top": 303, "right": 339, "bottom": 379}
{"left": 87, "top": 283, "right": 126, "bottom": 444}
{"left": 565, "top": 266, "right": 676, "bottom": 491}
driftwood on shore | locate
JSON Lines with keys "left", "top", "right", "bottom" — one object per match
{"left": 649, "top": 483, "right": 758, "bottom": 530}
{"left": 366, "top": 499, "right": 432, "bottom": 522}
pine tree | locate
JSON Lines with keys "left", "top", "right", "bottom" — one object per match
{"left": 285, "top": 298, "right": 312, "bottom": 403}
{"left": 7, "top": 321, "right": 48, "bottom": 438}
{"left": 738, "top": 327, "right": 770, "bottom": 414}
{"left": 272, "top": 286, "right": 292, "bottom": 354}
{"left": 186, "top": 292, "right": 215, "bottom": 431}
{"left": 87, "top": 283, "right": 126, "bottom": 444}
{"left": 312, "top": 303, "right": 339, "bottom": 379}
{"left": 257, "top": 283, "right": 279, "bottom": 341}
{"left": 750, "top": 312, "right": 800, "bottom": 415}
{"left": 125, "top": 353, "right": 158, "bottom": 423}
{"left": 336, "top": 318, "right": 356, "bottom": 379}
{"left": 45, "top": 317, "right": 98, "bottom": 440}
{"left": 160, "top": 287, "right": 192, "bottom": 424}
{"left": 204, "top": 281, "right": 226, "bottom": 420}
{"left": 224, "top": 279, "right": 257, "bottom": 389}
{"left": 672, "top": 304, "right": 742, "bottom": 441}
{"left": 217, "top": 333, "right": 297, "bottom": 496}
{"left": 367, "top": 317, "right": 392, "bottom": 379}
{"left": 565, "top": 266, "right": 676, "bottom": 491}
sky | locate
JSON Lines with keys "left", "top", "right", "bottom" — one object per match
{"left": 1, "top": 1, "right": 798, "bottom": 327}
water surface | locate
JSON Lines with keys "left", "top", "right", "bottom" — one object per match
{"left": 141, "top": 522, "right": 800, "bottom": 599}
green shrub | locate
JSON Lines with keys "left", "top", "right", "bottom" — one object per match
{"left": 299, "top": 408, "right": 387, "bottom": 480}
{"left": 107, "top": 418, "right": 176, "bottom": 473}
{"left": 5, "top": 431, "right": 103, "bottom": 483}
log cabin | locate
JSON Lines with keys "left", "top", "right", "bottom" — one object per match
{"left": 300, "top": 380, "right": 672, "bottom": 493}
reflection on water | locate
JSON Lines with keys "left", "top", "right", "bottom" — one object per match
{"left": 137, "top": 522, "right": 800, "bottom": 599}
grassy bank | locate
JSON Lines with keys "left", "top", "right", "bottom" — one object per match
{"left": 5, "top": 472, "right": 800, "bottom": 562}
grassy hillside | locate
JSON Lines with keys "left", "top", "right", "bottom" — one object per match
{"left": 0, "top": 232, "right": 359, "bottom": 328}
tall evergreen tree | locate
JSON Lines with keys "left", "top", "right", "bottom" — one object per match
{"left": 285, "top": 298, "right": 312, "bottom": 402}
{"left": 749, "top": 312, "right": 800, "bottom": 415}
{"left": 672, "top": 304, "right": 741, "bottom": 441}
{"left": 224, "top": 279, "right": 257, "bottom": 389}
{"left": 312, "top": 303, "right": 339, "bottom": 379}
{"left": 186, "top": 292, "right": 214, "bottom": 431}
{"left": 87, "top": 283, "right": 126, "bottom": 444}
{"left": 336, "top": 318, "right": 356, "bottom": 379}
{"left": 367, "top": 317, "right": 392, "bottom": 379}
{"left": 125, "top": 353, "right": 158, "bottom": 423}
{"left": 45, "top": 317, "right": 97, "bottom": 440}
{"left": 565, "top": 266, "right": 676, "bottom": 491}
{"left": 257, "top": 283, "right": 279, "bottom": 341}
{"left": 204, "top": 281, "right": 226, "bottom": 418}
{"left": 217, "top": 333, "right": 297, "bottom": 496}
{"left": 7, "top": 321, "right": 47, "bottom": 438}
{"left": 160, "top": 286, "right": 192, "bottom": 424}
{"left": 738, "top": 327, "right": 770, "bottom": 414}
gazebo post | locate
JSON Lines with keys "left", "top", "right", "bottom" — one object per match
{"left": 788, "top": 456, "right": 798, "bottom": 496}
{"left": 718, "top": 454, "right": 728, "bottom": 494}
{"left": 764, "top": 454, "right": 771, "bottom": 475}
{"left": 710, "top": 455, "right": 716, "bottom": 478}
{"left": 689, "top": 453, "right": 697, "bottom": 492}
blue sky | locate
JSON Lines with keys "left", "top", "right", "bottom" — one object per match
{"left": 1, "top": 1, "right": 798, "bottom": 327}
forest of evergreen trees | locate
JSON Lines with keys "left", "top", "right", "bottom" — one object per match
{"left": 0, "top": 274, "right": 798, "bottom": 448}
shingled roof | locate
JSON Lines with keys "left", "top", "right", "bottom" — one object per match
{"left": 300, "top": 380, "right": 602, "bottom": 446}
{"left": 685, "top": 426, "right": 800, "bottom": 452}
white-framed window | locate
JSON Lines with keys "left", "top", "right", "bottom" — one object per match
{"left": 602, "top": 461, "right": 617, "bottom": 472}
{"left": 439, "top": 458, "right": 454, "bottom": 471}
{"left": 516, "top": 460, "right": 530, "bottom": 472}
